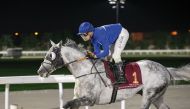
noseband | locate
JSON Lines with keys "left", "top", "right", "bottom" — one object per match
{"left": 41, "top": 47, "right": 64, "bottom": 74}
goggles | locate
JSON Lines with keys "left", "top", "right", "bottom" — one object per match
{"left": 79, "top": 33, "right": 88, "bottom": 38}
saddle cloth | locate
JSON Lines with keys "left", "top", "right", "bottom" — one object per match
{"left": 103, "top": 61, "right": 142, "bottom": 89}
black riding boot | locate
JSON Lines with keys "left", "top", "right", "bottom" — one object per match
{"left": 114, "top": 62, "right": 126, "bottom": 84}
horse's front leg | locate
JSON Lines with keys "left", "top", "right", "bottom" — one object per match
{"left": 63, "top": 96, "right": 95, "bottom": 109}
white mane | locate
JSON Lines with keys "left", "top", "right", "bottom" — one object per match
{"left": 64, "top": 39, "right": 86, "bottom": 54}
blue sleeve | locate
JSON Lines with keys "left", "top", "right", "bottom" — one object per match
{"left": 95, "top": 40, "right": 109, "bottom": 58}
{"left": 95, "top": 43, "right": 109, "bottom": 58}
{"left": 93, "top": 42, "right": 100, "bottom": 54}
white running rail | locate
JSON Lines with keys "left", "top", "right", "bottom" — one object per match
{"left": 1, "top": 49, "right": 190, "bottom": 57}
{"left": 0, "top": 75, "right": 74, "bottom": 109}
{"left": 0, "top": 75, "right": 126, "bottom": 109}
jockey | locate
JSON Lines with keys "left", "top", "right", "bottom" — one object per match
{"left": 77, "top": 22, "right": 129, "bottom": 84}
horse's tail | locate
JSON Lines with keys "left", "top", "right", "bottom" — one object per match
{"left": 167, "top": 64, "right": 190, "bottom": 81}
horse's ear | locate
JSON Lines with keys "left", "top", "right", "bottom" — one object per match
{"left": 58, "top": 40, "right": 62, "bottom": 48}
{"left": 50, "top": 40, "right": 55, "bottom": 46}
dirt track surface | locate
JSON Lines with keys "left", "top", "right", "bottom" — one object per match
{"left": 0, "top": 85, "right": 190, "bottom": 109}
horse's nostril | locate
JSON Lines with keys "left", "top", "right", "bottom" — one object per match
{"left": 37, "top": 70, "right": 43, "bottom": 77}
{"left": 45, "top": 74, "right": 49, "bottom": 77}
{"left": 37, "top": 70, "right": 41, "bottom": 75}
{"left": 39, "top": 73, "right": 42, "bottom": 77}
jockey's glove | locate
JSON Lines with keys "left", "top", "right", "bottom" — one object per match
{"left": 86, "top": 51, "right": 97, "bottom": 59}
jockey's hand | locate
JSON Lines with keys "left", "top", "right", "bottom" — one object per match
{"left": 86, "top": 51, "right": 97, "bottom": 59}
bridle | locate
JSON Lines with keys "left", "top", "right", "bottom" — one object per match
{"left": 41, "top": 46, "right": 88, "bottom": 75}
{"left": 41, "top": 47, "right": 64, "bottom": 75}
{"left": 41, "top": 47, "right": 107, "bottom": 87}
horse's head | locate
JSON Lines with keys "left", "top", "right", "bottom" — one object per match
{"left": 37, "top": 40, "right": 64, "bottom": 77}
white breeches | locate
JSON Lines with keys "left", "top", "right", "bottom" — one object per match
{"left": 111, "top": 28, "right": 129, "bottom": 63}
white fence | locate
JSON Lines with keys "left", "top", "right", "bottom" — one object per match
{"left": 122, "top": 49, "right": 190, "bottom": 57}
{"left": 1, "top": 49, "right": 190, "bottom": 58}
{"left": 0, "top": 75, "right": 74, "bottom": 109}
{"left": 0, "top": 75, "right": 126, "bottom": 109}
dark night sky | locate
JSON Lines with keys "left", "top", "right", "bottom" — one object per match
{"left": 0, "top": 0, "right": 189, "bottom": 33}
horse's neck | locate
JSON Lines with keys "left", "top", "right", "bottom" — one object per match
{"left": 61, "top": 47, "right": 94, "bottom": 77}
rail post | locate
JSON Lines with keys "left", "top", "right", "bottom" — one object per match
{"left": 58, "top": 83, "right": 64, "bottom": 109}
{"left": 5, "top": 84, "right": 10, "bottom": 109}
{"left": 121, "top": 100, "right": 125, "bottom": 109}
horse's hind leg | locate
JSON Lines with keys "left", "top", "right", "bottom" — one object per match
{"left": 147, "top": 84, "right": 170, "bottom": 109}
{"left": 140, "top": 88, "right": 156, "bottom": 109}
{"left": 152, "top": 85, "right": 170, "bottom": 109}
{"left": 140, "top": 85, "right": 168, "bottom": 109}
{"left": 152, "top": 96, "right": 170, "bottom": 109}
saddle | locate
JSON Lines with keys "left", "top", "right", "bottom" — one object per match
{"left": 103, "top": 61, "right": 142, "bottom": 89}
{"left": 103, "top": 61, "right": 143, "bottom": 103}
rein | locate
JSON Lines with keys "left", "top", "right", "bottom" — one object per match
{"left": 63, "top": 57, "right": 88, "bottom": 66}
{"left": 63, "top": 57, "right": 108, "bottom": 87}
{"left": 74, "top": 59, "right": 108, "bottom": 87}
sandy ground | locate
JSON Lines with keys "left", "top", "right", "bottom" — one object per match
{"left": 0, "top": 85, "right": 190, "bottom": 109}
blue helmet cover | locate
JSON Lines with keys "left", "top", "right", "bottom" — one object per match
{"left": 78, "top": 22, "right": 94, "bottom": 35}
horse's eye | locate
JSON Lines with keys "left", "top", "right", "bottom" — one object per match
{"left": 50, "top": 52, "right": 56, "bottom": 60}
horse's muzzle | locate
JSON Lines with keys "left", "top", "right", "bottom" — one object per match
{"left": 37, "top": 67, "right": 49, "bottom": 78}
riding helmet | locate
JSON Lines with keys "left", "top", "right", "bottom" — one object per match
{"left": 77, "top": 22, "right": 94, "bottom": 35}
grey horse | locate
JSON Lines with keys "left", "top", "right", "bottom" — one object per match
{"left": 37, "top": 40, "right": 190, "bottom": 109}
